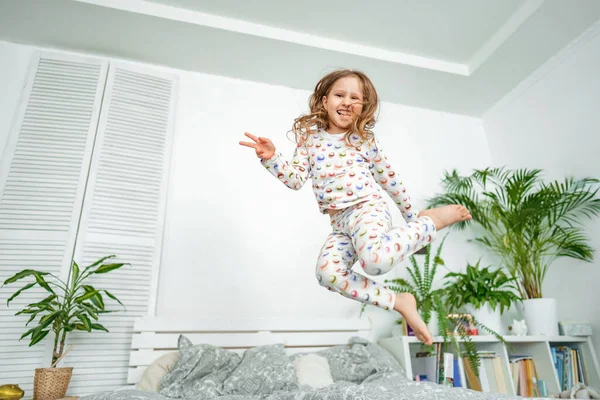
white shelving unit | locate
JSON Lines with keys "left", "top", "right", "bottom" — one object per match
{"left": 379, "top": 335, "right": 600, "bottom": 397}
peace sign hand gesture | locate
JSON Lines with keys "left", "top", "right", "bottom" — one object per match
{"left": 239, "top": 132, "right": 276, "bottom": 160}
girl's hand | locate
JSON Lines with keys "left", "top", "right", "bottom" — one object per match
{"left": 239, "top": 132, "right": 275, "bottom": 159}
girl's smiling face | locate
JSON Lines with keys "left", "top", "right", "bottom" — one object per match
{"left": 322, "top": 76, "right": 364, "bottom": 134}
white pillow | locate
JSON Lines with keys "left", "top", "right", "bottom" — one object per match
{"left": 293, "top": 353, "right": 334, "bottom": 389}
{"left": 136, "top": 351, "right": 180, "bottom": 392}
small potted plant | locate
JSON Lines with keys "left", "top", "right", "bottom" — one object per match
{"left": 2, "top": 255, "right": 127, "bottom": 400}
{"left": 443, "top": 260, "right": 522, "bottom": 334}
{"left": 384, "top": 234, "right": 449, "bottom": 337}
{"left": 374, "top": 234, "right": 505, "bottom": 377}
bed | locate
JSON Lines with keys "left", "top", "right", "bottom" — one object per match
{"left": 79, "top": 316, "right": 547, "bottom": 400}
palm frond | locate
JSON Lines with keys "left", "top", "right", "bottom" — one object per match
{"left": 505, "top": 169, "right": 543, "bottom": 209}
{"left": 440, "top": 170, "right": 474, "bottom": 193}
{"left": 550, "top": 225, "right": 595, "bottom": 261}
{"left": 544, "top": 178, "right": 600, "bottom": 227}
{"left": 472, "top": 167, "right": 511, "bottom": 190}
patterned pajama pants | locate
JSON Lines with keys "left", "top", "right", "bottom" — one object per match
{"left": 315, "top": 199, "right": 437, "bottom": 311}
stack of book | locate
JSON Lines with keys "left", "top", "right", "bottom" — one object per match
{"left": 462, "top": 351, "right": 509, "bottom": 394}
{"left": 412, "top": 346, "right": 512, "bottom": 391}
{"left": 551, "top": 345, "right": 587, "bottom": 390}
{"left": 509, "top": 355, "right": 547, "bottom": 397}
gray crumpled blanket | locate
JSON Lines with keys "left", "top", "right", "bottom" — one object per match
{"left": 80, "top": 336, "right": 546, "bottom": 400}
{"left": 80, "top": 376, "right": 545, "bottom": 400}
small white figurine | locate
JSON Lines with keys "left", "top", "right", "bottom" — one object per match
{"left": 508, "top": 319, "right": 528, "bottom": 336}
{"left": 548, "top": 382, "right": 600, "bottom": 398}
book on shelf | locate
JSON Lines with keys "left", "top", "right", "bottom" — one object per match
{"left": 551, "top": 345, "right": 587, "bottom": 390}
{"left": 453, "top": 357, "right": 465, "bottom": 388}
{"left": 462, "top": 356, "right": 483, "bottom": 392}
{"left": 509, "top": 354, "right": 545, "bottom": 397}
{"left": 443, "top": 353, "right": 454, "bottom": 387}
{"left": 461, "top": 351, "right": 509, "bottom": 394}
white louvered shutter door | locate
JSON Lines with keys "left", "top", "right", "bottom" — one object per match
{"left": 63, "top": 63, "right": 177, "bottom": 394}
{"left": 0, "top": 54, "right": 108, "bottom": 394}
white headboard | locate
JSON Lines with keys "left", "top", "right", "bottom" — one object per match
{"left": 128, "top": 316, "right": 372, "bottom": 384}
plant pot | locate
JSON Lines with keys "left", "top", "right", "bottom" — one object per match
{"left": 522, "top": 298, "right": 559, "bottom": 336}
{"left": 33, "top": 367, "right": 72, "bottom": 400}
{"left": 465, "top": 303, "right": 504, "bottom": 335}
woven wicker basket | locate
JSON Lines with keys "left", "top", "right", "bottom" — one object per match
{"left": 33, "top": 367, "right": 73, "bottom": 400}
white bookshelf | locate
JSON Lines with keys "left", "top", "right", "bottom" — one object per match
{"left": 379, "top": 335, "right": 600, "bottom": 397}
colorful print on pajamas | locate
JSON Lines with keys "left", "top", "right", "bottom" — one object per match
{"left": 260, "top": 130, "right": 418, "bottom": 219}
{"left": 260, "top": 129, "right": 437, "bottom": 311}
{"left": 316, "top": 199, "right": 436, "bottom": 310}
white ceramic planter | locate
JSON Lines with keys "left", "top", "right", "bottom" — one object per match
{"left": 465, "top": 303, "right": 504, "bottom": 335}
{"left": 522, "top": 298, "right": 559, "bottom": 336}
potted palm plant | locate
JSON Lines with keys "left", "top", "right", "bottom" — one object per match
{"left": 428, "top": 167, "right": 600, "bottom": 335}
{"left": 443, "top": 260, "right": 522, "bottom": 334}
{"left": 2, "top": 255, "right": 127, "bottom": 400}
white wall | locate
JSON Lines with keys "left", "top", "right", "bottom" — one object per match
{"left": 0, "top": 40, "right": 492, "bottom": 340}
{"left": 483, "top": 23, "right": 600, "bottom": 354}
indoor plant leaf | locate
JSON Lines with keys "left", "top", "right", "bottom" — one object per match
{"left": 92, "top": 263, "right": 126, "bottom": 275}
{"left": 70, "top": 261, "right": 80, "bottom": 290}
{"left": 34, "top": 273, "right": 55, "bottom": 294}
{"left": 91, "top": 323, "right": 109, "bottom": 332}
{"left": 78, "top": 303, "right": 99, "bottom": 320}
{"left": 74, "top": 288, "right": 101, "bottom": 304}
{"left": 81, "top": 255, "right": 117, "bottom": 275}
{"left": 77, "top": 313, "right": 92, "bottom": 332}
{"left": 38, "top": 310, "right": 63, "bottom": 331}
{"left": 20, "top": 326, "right": 38, "bottom": 340}
{"left": 103, "top": 290, "right": 125, "bottom": 308}
{"left": 2, "top": 254, "right": 128, "bottom": 367}
{"left": 29, "top": 329, "right": 50, "bottom": 346}
{"left": 3, "top": 269, "right": 49, "bottom": 286}
{"left": 81, "top": 285, "right": 105, "bottom": 310}
{"left": 6, "top": 282, "right": 36, "bottom": 306}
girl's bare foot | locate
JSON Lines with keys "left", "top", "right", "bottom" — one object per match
{"left": 418, "top": 205, "right": 472, "bottom": 231}
{"left": 394, "top": 293, "right": 433, "bottom": 345}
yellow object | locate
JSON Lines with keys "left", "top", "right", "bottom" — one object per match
{"left": 0, "top": 384, "right": 24, "bottom": 400}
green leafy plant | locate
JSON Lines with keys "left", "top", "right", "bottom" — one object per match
{"left": 443, "top": 260, "right": 522, "bottom": 314}
{"left": 2, "top": 255, "right": 127, "bottom": 367}
{"left": 359, "top": 234, "right": 506, "bottom": 377}
{"left": 385, "top": 235, "right": 500, "bottom": 376}
{"left": 428, "top": 168, "right": 600, "bottom": 299}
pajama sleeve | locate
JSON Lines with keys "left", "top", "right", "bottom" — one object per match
{"left": 368, "top": 137, "right": 419, "bottom": 222}
{"left": 260, "top": 143, "right": 311, "bottom": 190}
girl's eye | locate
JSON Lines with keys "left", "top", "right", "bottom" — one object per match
{"left": 336, "top": 94, "right": 342, "bottom": 97}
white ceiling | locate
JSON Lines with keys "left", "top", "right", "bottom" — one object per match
{"left": 150, "top": 0, "right": 525, "bottom": 63}
{"left": 1, "top": 0, "right": 599, "bottom": 116}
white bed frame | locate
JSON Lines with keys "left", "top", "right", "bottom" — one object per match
{"left": 128, "top": 316, "right": 373, "bottom": 385}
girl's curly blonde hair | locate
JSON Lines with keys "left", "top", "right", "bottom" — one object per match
{"left": 290, "top": 69, "right": 379, "bottom": 145}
